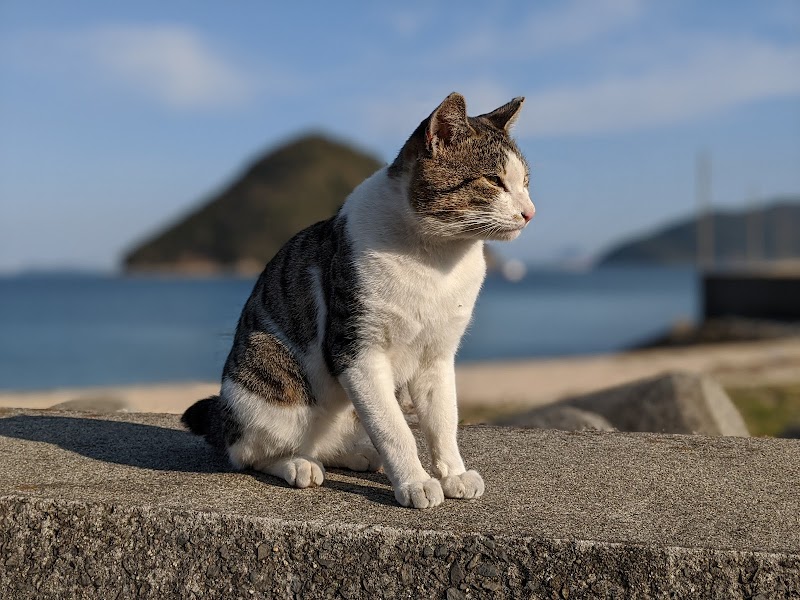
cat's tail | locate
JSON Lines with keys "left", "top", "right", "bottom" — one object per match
{"left": 181, "top": 395, "right": 218, "bottom": 437}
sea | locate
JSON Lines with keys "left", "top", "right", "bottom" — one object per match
{"left": 0, "top": 267, "right": 698, "bottom": 391}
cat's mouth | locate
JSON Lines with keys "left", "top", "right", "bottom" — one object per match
{"left": 488, "top": 224, "right": 526, "bottom": 241}
{"left": 427, "top": 216, "right": 527, "bottom": 241}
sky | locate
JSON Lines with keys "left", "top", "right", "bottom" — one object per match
{"left": 1, "top": 0, "right": 799, "bottom": 272}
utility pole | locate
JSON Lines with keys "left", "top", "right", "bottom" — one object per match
{"left": 776, "top": 203, "right": 793, "bottom": 263}
{"left": 746, "top": 187, "right": 763, "bottom": 267}
{"left": 695, "top": 151, "right": 714, "bottom": 271}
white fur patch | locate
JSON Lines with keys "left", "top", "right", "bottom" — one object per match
{"left": 221, "top": 377, "right": 311, "bottom": 468}
{"left": 221, "top": 376, "right": 373, "bottom": 472}
{"left": 504, "top": 150, "right": 527, "bottom": 191}
{"left": 504, "top": 150, "right": 535, "bottom": 221}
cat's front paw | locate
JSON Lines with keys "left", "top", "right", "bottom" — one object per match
{"left": 440, "top": 470, "right": 484, "bottom": 500}
{"left": 395, "top": 478, "right": 444, "bottom": 509}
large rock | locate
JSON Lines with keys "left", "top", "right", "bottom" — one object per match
{"left": 1, "top": 409, "right": 797, "bottom": 598}
{"left": 560, "top": 371, "right": 749, "bottom": 436}
{"left": 494, "top": 405, "right": 615, "bottom": 431}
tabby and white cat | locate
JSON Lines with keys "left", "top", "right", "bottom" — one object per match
{"left": 182, "top": 92, "right": 535, "bottom": 509}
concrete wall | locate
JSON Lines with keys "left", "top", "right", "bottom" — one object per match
{"left": 1, "top": 409, "right": 798, "bottom": 599}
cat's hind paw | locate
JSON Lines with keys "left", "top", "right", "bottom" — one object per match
{"left": 440, "top": 470, "right": 484, "bottom": 500}
{"left": 395, "top": 478, "right": 444, "bottom": 509}
{"left": 327, "top": 446, "right": 383, "bottom": 472}
{"left": 266, "top": 457, "right": 325, "bottom": 488}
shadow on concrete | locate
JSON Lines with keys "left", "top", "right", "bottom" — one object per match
{"left": 320, "top": 475, "right": 398, "bottom": 507}
{"left": 0, "top": 413, "right": 398, "bottom": 505}
{"left": 0, "top": 414, "right": 230, "bottom": 473}
{"left": 322, "top": 467, "right": 401, "bottom": 506}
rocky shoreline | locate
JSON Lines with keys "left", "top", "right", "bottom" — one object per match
{"left": 637, "top": 317, "right": 800, "bottom": 348}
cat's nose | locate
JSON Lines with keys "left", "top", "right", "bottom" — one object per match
{"left": 521, "top": 209, "right": 534, "bottom": 223}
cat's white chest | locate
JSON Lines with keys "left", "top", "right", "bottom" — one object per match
{"left": 359, "top": 243, "right": 485, "bottom": 381}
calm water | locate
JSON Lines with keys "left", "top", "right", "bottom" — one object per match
{"left": 0, "top": 267, "right": 698, "bottom": 391}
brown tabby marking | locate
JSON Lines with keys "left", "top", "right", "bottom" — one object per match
{"left": 224, "top": 332, "right": 312, "bottom": 405}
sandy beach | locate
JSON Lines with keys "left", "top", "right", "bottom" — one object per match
{"left": 2, "top": 337, "right": 799, "bottom": 416}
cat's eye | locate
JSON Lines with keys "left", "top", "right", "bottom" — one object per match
{"left": 524, "top": 174, "right": 530, "bottom": 188}
{"left": 484, "top": 175, "right": 506, "bottom": 190}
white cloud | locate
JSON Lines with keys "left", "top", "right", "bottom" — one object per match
{"left": 387, "top": 10, "right": 429, "bottom": 37}
{"left": 2, "top": 24, "right": 256, "bottom": 110}
{"left": 523, "top": 0, "right": 642, "bottom": 54}
{"left": 362, "top": 37, "right": 800, "bottom": 141}
{"left": 446, "top": 0, "right": 642, "bottom": 60}
{"left": 80, "top": 25, "right": 253, "bottom": 109}
{"left": 519, "top": 39, "right": 800, "bottom": 136}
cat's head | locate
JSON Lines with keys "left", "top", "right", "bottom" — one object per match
{"left": 390, "top": 92, "right": 535, "bottom": 242}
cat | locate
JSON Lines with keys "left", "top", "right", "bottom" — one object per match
{"left": 182, "top": 92, "right": 535, "bottom": 509}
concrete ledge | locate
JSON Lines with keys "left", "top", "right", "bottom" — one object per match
{"left": 1, "top": 409, "right": 798, "bottom": 599}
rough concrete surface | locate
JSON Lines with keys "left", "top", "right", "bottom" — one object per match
{"left": 0, "top": 409, "right": 798, "bottom": 599}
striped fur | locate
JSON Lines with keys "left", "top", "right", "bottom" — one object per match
{"left": 182, "top": 93, "right": 534, "bottom": 509}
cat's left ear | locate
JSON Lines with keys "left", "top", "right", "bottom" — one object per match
{"left": 480, "top": 97, "right": 525, "bottom": 132}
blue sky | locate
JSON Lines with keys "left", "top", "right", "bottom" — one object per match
{"left": 1, "top": 0, "right": 799, "bottom": 272}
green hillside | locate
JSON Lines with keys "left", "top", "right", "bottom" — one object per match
{"left": 596, "top": 199, "right": 800, "bottom": 266}
{"left": 123, "top": 134, "right": 383, "bottom": 274}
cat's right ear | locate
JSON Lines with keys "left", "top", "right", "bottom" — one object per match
{"left": 426, "top": 92, "right": 470, "bottom": 155}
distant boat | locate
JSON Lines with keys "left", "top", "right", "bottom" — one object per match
{"left": 501, "top": 259, "right": 527, "bottom": 282}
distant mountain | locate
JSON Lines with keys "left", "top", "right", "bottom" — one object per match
{"left": 596, "top": 198, "right": 800, "bottom": 266}
{"left": 123, "top": 134, "right": 383, "bottom": 274}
